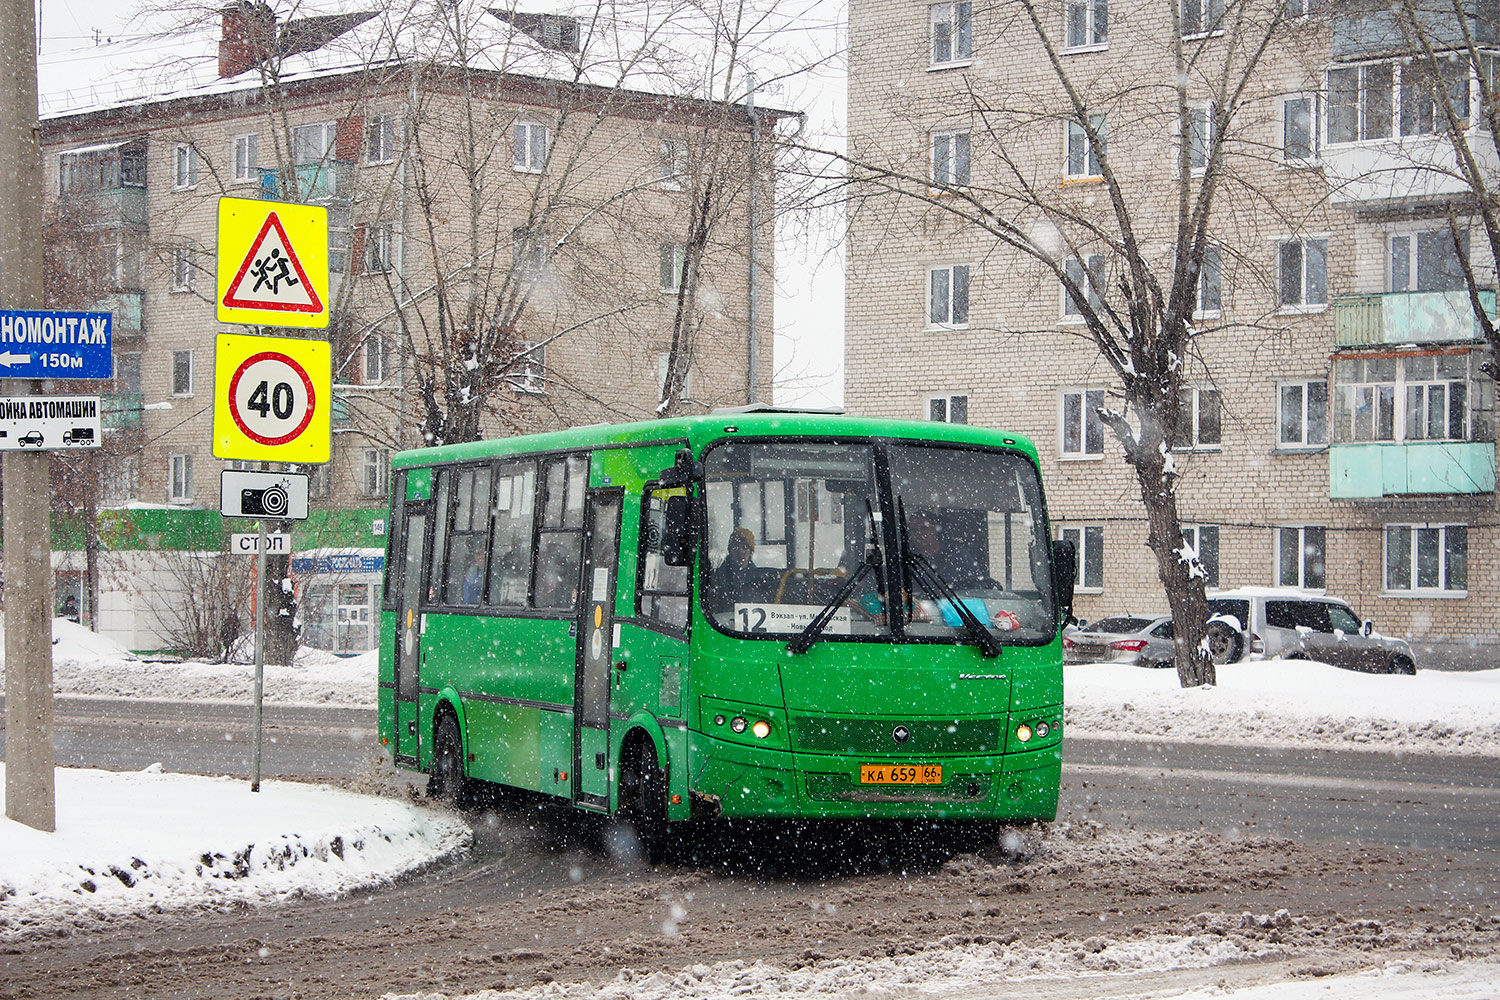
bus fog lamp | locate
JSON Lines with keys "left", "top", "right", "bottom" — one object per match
{"left": 1036, "top": 722, "right": 1050, "bottom": 738}
{"left": 751, "top": 719, "right": 772, "bottom": 739}
{"left": 730, "top": 716, "right": 748, "bottom": 734}
{"left": 1016, "top": 724, "right": 1033, "bottom": 743}
{"left": 714, "top": 714, "right": 726, "bottom": 726}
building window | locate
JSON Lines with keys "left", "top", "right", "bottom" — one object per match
{"left": 292, "top": 122, "right": 335, "bottom": 165}
{"left": 1065, "top": 116, "right": 1105, "bottom": 178}
{"left": 1059, "top": 525, "right": 1104, "bottom": 590}
{"left": 657, "top": 350, "right": 694, "bottom": 399}
{"left": 1277, "top": 237, "right": 1327, "bottom": 309}
{"left": 116, "top": 352, "right": 142, "bottom": 394}
{"left": 172, "top": 143, "right": 198, "bottom": 189}
{"left": 364, "top": 335, "right": 390, "bottom": 384}
{"left": 362, "top": 223, "right": 394, "bottom": 273}
{"left": 1399, "top": 59, "right": 1470, "bottom": 137}
{"left": 1194, "top": 244, "right": 1222, "bottom": 316}
{"left": 170, "top": 245, "right": 196, "bottom": 292}
{"left": 169, "top": 453, "right": 193, "bottom": 504}
{"left": 1060, "top": 388, "right": 1106, "bottom": 458}
{"left": 513, "top": 226, "right": 546, "bottom": 277}
{"left": 659, "top": 138, "right": 688, "bottom": 189}
{"left": 514, "top": 122, "right": 548, "bottom": 172}
{"left": 1281, "top": 94, "right": 1319, "bottom": 162}
{"left": 927, "top": 393, "right": 969, "bottom": 423}
{"left": 102, "top": 455, "right": 139, "bottom": 506}
{"left": 1327, "top": 63, "right": 1394, "bottom": 143}
{"left": 1181, "top": 0, "right": 1225, "bottom": 36}
{"left": 930, "top": 131, "right": 970, "bottom": 187}
{"left": 1065, "top": 0, "right": 1107, "bottom": 48}
{"left": 306, "top": 462, "right": 331, "bottom": 498}
{"left": 328, "top": 204, "right": 351, "bottom": 273}
{"left": 172, "top": 350, "right": 193, "bottom": 396}
{"left": 1285, "top": 0, "right": 1325, "bottom": 14}
{"left": 1062, "top": 253, "right": 1107, "bottom": 317}
{"left": 359, "top": 448, "right": 390, "bottom": 497}
{"left": 366, "top": 113, "right": 399, "bottom": 164}
{"left": 1184, "top": 102, "right": 1213, "bottom": 173}
{"left": 1275, "top": 525, "right": 1325, "bottom": 589}
{"left": 659, "top": 243, "right": 685, "bottom": 292}
{"left": 1278, "top": 379, "right": 1328, "bottom": 448}
{"left": 930, "top": 1, "right": 972, "bottom": 66}
{"left": 1172, "top": 387, "right": 1221, "bottom": 449}
{"left": 1181, "top": 525, "right": 1219, "bottom": 588}
{"left": 1389, "top": 228, "right": 1468, "bottom": 292}
{"left": 928, "top": 264, "right": 970, "bottom": 327}
{"left": 1332, "top": 353, "right": 1473, "bottom": 443}
{"left": 1385, "top": 523, "right": 1466, "bottom": 595}
{"left": 233, "top": 134, "right": 258, "bottom": 183}
{"left": 509, "top": 341, "right": 546, "bottom": 394}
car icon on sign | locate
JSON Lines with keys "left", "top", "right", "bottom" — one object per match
{"left": 17, "top": 430, "right": 44, "bottom": 447}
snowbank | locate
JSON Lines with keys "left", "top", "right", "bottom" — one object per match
{"left": 0, "top": 764, "right": 470, "bottom": 941}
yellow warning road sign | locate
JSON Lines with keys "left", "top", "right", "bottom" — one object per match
{"left": 216, "top": 197, "right": 329, "bottom": 329}
{"left": 212, "top": 332, "right": 331, "bottom": 463}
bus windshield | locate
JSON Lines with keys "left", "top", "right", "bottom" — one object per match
{"left": 703, "top": 439, "right": 1057, "bottom": 645}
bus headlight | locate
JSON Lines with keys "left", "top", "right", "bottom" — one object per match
{"left": 751, "top": 719, "right": 772, "bottom": 739}
{"left": 730, "top": 716, "right": 748, "bottom": 734}
{"left": 1016, "top": 723, "right": 1033, "bottom": 743}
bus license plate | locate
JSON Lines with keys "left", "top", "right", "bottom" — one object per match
{"left": 860, "top": 764, "right": 942, "bottom": 784}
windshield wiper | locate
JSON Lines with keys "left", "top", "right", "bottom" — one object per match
{"left": 897, "top": 502, "right": 1002, "bottom": 658}
{"left": 787, "top": 553, "right": 879, "bottom": 655}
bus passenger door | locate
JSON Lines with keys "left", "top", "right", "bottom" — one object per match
{"left": 394, "top": 504, "right": 429, "bottom": 764}
{"left": 573, "top": 490, "right": 622, "bottom": 811}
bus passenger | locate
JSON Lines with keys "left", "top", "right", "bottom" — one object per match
{"left": 710, "top": 527, "right": 759, "bottom": 611}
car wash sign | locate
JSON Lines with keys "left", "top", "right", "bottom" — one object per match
{"left": 0, "top": 310, "right": 113, "bottom": 379}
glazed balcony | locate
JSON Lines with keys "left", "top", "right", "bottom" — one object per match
{"left": 1332, "top": 289, "right": 1494, "bottom": 347}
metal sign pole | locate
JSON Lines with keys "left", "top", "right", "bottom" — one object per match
{"left": 251, "top": 516, "right": 267, "bottom": 791}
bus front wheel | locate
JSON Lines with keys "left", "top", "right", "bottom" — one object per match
{"left": 428, "top": 714, "right": 471, "bottom": 809}
{"left": 619, "top": 741, "right": 668, "bottom": 864}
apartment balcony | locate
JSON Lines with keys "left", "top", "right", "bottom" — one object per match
{"left": 101, "top": 392, "right": 143, "bottom": 431}
{"left": 1332, "top": 0, "right": 1495, "bottom": 61}
{"left": 63, "top": 185, "right": 148, "bottom": 227}
{"left": 93, "top": 290, "right": 144, "bottom": 338}
{"left": 1330, "top": 440, "right": 1495, "bottom": 497}
{"left": 257, "top": 161, "right": 353, "bottom": 203}
{"left": 1332, "top": 289, "right": 1494, "bottom": 347}
{"left": 1323, "top": 132, "right": 1500, "bottom": 207}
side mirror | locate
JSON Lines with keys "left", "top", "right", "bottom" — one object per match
{"left": 1051, "top": 538, "right": 1077, "bottom": 625}
{"left": 658, "top": 447, "right": 699, "bottom": 489}
{"left": 661, "top": 494, "right": 693, "bottom": 567}
{"left": 1361, "top": 619, "right": 1374, "bottom": 638}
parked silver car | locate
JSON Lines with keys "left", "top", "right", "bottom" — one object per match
{"left": 1064, "top": 614, "right": 1178, "bottom": 668}
{"left": 1205, "top": 587, "right": 1417, "bottom": 674}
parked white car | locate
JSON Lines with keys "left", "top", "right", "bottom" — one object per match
{"left": 1205, "top": 587, "right": 1417, "bottom": 674}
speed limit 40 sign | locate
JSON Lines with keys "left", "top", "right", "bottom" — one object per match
{"left": 212, "top": 332, "right": 330, "bottom": 462}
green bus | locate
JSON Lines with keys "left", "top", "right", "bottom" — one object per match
{"left": 378, "top": 410, "right": 1075, "bottom": 854}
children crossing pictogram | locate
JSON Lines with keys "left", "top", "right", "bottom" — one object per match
{"left": 221, "top": 212, "right": 323, "bottom": 314}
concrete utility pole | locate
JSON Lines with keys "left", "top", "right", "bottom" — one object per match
{"left": 1, "top": 1, "right": 57, "bottom": 831}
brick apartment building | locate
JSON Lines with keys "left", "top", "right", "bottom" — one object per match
{"left": 845, "top": 0, "right": 1498, "bottom": 656}
{"left": 36, "top": 1, "right": 781, "bottom": 652}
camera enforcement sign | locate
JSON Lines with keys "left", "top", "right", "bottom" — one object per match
{"left": 221, "top": 471, "right": 309, "bottom": 521}
{"left": 216, "top": 197, "right": 329, "bottom": 330}
{"left": 212, "top": 332, "right": 330, "bottom": 463}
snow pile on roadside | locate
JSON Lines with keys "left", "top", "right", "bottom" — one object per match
{"left": 1066, "top": 659, "right": 1500, "bottom": 755}
{"left": 0, "top": 764, "right": 469, "bottom": 941}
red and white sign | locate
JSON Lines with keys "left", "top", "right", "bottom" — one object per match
{"left": 221, "top": 212, "right": 323, "bottom": 314}
{"left": 228, "top": 351, "right": 316, "bottom": 446}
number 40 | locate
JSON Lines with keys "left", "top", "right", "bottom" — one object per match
{"left": 247, "top": 380, "right": 296, "bottom": 420}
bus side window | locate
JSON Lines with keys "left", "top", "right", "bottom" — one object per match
{"left": 381, "top": 470, "right": 406, "bottom": 611}
{"left": 535, "top": 455, "right": 585, "bottom": 610}
{"left": 639, "top": 486, "right": 689, "bottom": 632}
{"left": 487, "top": 460, "right": 537, "bottom": 607}
{"left": 426, "top": 469, "right": 451, "bottom": 603}
{"left": 444, "top": 465, "right": 493, "bottom": 606}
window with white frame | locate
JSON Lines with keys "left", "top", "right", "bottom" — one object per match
{"left": 306, "top": 462, "right": 331, "bottom": 498}
{"left": 659, "top": 243, "right": 685, "bottom": 292}
{"left": 1172, "top": 386, "right": 1221, "bottom": 449}
{"left": 292, "top": 122, "right": 335, "bottom": 165}
{"left": 657, "top": 350, "right": 694, "bottom": 398}
{"left": 359, "top": 448, "right": 390, "bottom": 497}
{"left": 171, "top": 350, "right": 193, "bottom": 396}
{"left": 1332, "top": 352, "right": 1476, "bottom": 443}
{"left": 1389, "top": 227, "right": 1468, "bottom": 292}
{"left": 116, "top": 352, "right": 142, "bottom": 394}
{"left": 1060, "top": 387, "right": 1106, "bottom": 458}
{"left": 513, "top": 226, "right": 546, "bottom": 277}
{"left": 1385, "top": 523, "right": 1466, "bottom": 594}
{"left": 930, "top": 130, "right": 970, "bottom": 187}
{"left": 233, "top": 134, "right": 258, "bottom": 183}
{"left": 169, "top": 453, "right": 193, "bottom": 503}
{"left": 1180, "top": 524, "right": 1219, "bottom": 587}
{"left": 659, "top": 138, "right": 688, "bottom": 189}
{"left": 1065, "top": 0, "right": 1107, "bottom": 48}
{"left": 364, "top": 335, "right": 391, "bottom": 384}
{"left": 362, "top": 222, "right": 394, "bottom": 274}
{"left": 1181, "top": 0, "right": 1225, "bottom": 35}
{"left": 328, "top": 204, "right": 351, "bottom": 273}
{"left": 1327, "top": 63, "right": 1395, "bottom": 143}
{"left": 514, "top": 121, "right": 548, "bottom": 172}
{"left": 510, "top": 341, "right": 547, "bottom": 394}
{"left": 928, "top": 263, "right": 970, "bottom": 327}
{"left": 172, "top": 143, "right": 198, "bottom": 189}
{"left": 1065, "top": 115, "right": 1105, "bottom": 178}
{"left": 1278, "top": 379, "right": 1328, "bottom": 447}
{"left": 1399, "top": 58, "right": 1470, "bottom": 136}
{"left": 1274, "top": 525, "right": 1325, "bottom": 589}
{"left": 1062, "top": 253, "right": 1107, "bottom": 317}
{"left": 366, "top": 113, "right": 399, "bottom": 164}
{"left": 171, "top": 245, "right": 196, "bottom": 292}
{"left": 927, "top": 393, "right": 969, "bottom": 423}
{"left": 930, "top": 1, "right": 972, "bottom": 66}
{"left": 1184, "top": 102, "right": 1214, "bottom": 173}
{"left": 1194, "top": 243, "right": 1222, "bottom": 316}
{"left": 1285, "top": 0, "right": 1326, "bottom": 14}
{"left": 1277, "top": 237, "right": 1327, "bottom": 309}
{"left": 1280, "top": 94, "right": 1319, "bottom": 162}
{"left": 102, "top": 454, "right": 139, "bottom": 506}
{"left": 1059, "top": 524, "right": 1104, "bottom": 590}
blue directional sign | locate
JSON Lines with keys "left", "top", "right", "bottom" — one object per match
{"left": 0, "top": 309, "right": 113, "bottom": 379}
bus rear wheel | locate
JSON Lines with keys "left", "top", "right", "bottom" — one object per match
{"left": 428, "top": 714, "right": 471, "bottom": 809}
{"left": 619, "top": 741, "right": 668, "bottom": 864}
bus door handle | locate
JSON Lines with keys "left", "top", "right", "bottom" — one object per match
{"left": 613, "top": 660, "right": 626, "bottom": 688}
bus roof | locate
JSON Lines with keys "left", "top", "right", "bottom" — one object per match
{"left": 390, "top": 412, "right": 1041, "bottom": 469}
